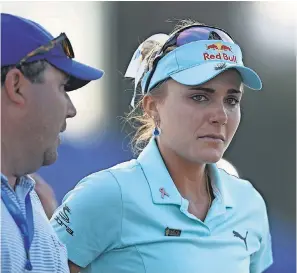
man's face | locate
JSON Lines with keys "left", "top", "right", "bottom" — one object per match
{"left": 24, "top": 64, "right": 77, "bottom": 166}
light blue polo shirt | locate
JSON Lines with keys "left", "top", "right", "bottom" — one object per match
{"left": 51, "top": 138, "right": 273, "bottom": 273}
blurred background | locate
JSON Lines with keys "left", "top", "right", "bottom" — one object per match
{"left": 1, "top": 1, "right": 296, "bottom": 272}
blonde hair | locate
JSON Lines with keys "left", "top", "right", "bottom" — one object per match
{"left": 125, "top": 20, "right": 205, "bottom": 155}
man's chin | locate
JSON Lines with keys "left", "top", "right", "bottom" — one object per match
{"left": 42, "top": 150, "right": 58, "bottom": 166}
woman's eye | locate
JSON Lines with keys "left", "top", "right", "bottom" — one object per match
{"left": 191, "top": 95, "right": 208, "bottom": 102}
{"left": 226, "top": 97, "right": 239, "bottom": 106}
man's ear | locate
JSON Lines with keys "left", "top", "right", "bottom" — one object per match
{"left": 3, "top": 68, "right": 27, "bottom": 106}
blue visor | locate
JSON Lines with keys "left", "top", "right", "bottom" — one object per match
{"left": 141, "top": 40, "right": 262, "bottom": 92}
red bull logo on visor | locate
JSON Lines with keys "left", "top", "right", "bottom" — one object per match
{"left": 204, "top": 43, "right": 237, "bottom": 63}
{"left": 206, "top": 43, "right": 232, "bottom": 52}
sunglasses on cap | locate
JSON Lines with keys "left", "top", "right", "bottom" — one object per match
{"left": 15, "top": 32, "right": 75, "bottom": 68}
{"left": 144, "top": 24, "right": 235, "bottom": 93}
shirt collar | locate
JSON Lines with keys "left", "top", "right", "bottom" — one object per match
{"left": 137, "top": 138, "right": 183, "bottom": 205}
{"left": 1, "top": 173, "right": 35, "bottom": 196}
{"left": 207, "top": 164, "right": 234, "bottom": 208}
{"left": 137, "top": 138, "right": 235, "bottom": 208}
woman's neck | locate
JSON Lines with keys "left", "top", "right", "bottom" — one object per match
{"left": 156, "top": 139, "right": 209, "bottom": 203}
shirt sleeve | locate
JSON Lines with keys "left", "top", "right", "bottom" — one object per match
{"left": 250, "top": 200, "right": 273, "bottom": 273}
{"left": 50, "top": 171, "right": 123, "bottom": 268}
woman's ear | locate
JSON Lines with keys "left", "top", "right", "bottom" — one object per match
{"left": 142, "top": 95, "right": 159, "bottom": 120}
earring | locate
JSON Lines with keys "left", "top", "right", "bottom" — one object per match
{"left": 152, "top": 118, "right": 161, "bottom": 137}
{"left": 153, "top": 126, "right": 161, "bottom": 136}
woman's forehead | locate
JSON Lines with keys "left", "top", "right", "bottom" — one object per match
{"left": 167, "top": 70, "right": 243, "bottom": 92}
{"left": 199, "top": 70, "right": 242, "bottom": 86}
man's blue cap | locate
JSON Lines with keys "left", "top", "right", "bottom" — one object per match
{"left": 1, "top": 13, "right": 104, "bottom": 91}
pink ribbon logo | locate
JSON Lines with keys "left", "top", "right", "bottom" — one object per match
{"left": 159, "top": 188, "right": 170, "bottom": 199}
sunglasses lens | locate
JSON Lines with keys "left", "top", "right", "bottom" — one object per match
{"left": 62, "top": 39, "right": 74, "bottom": 58}
{"left": 176, "top": 27, "right": 234, "bottom": 46}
